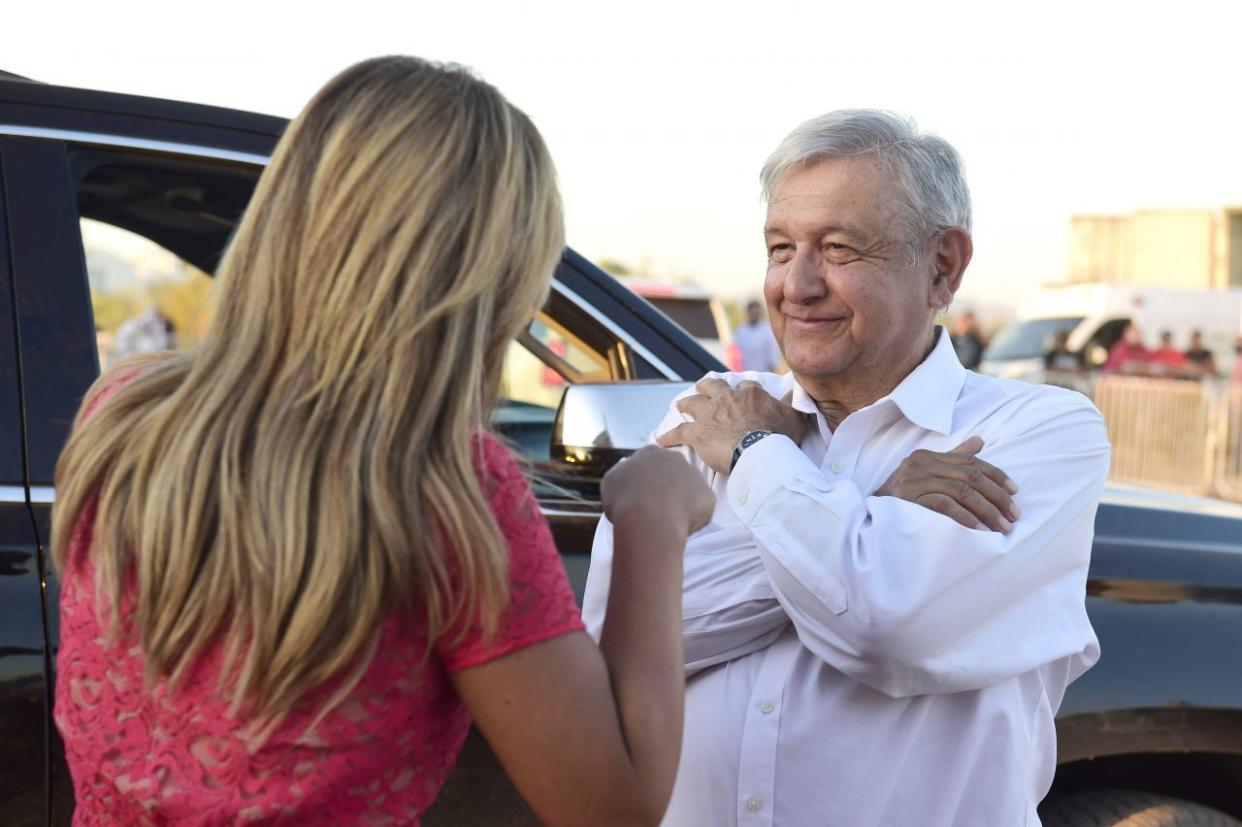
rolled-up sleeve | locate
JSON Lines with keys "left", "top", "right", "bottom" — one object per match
{"left": 727, "top": 395, "right": 1109, "bottom": 698}
{"left": 582, "top": 372, "right": 788, "bottom": 671}
{"left": 581, "top": 517, "right": 614, "bottom": 642}
{"left": 584, "top": 513, "right": 789, "bottom": 676}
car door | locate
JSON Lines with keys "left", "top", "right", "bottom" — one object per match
{"left": 5, "top": 132, "right": 131, "bottom": 827}
{"left": 0, "top": 138, "right": 53, "bottom": 827}
{"left": 4, "top": 128, "right": 270, "bottom": 826}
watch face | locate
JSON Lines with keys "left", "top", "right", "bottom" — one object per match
{"left": 731, "top": 430, "right": 773, "bottom": 473}
{"left": 741, "top": 430, "right": 772, "bottom": 450}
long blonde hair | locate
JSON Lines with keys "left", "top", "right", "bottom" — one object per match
{"left": 52, "top": 56, "right": 565, "bottom": 724}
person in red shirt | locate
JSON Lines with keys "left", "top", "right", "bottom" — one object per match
{"left": 1149, "top": 329, "right": 1191, "bottom": 376}
{"left": 51, "top": 57, "right": 713, "bottom": 827}
{"left": 1102, "top": 323, "right": 1152, "bottom": 374}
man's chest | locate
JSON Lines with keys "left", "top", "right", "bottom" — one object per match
{"left": 706, "top": 411, "right": 967, "bottom": 522}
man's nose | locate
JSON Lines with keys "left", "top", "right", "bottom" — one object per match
{"left": 784, "top": 247, "right": 828, "bottom": 304}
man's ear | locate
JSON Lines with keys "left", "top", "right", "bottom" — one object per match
{"left": 928, "top": 227, "right": 973, "bottom": 310}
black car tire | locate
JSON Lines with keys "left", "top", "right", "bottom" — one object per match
{"left": 1041, "top": 789, "right": 1242, "bottom": 826}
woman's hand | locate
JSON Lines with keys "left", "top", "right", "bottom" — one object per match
{"left": 602, "top": 445, "right": 716, "bottom": 537}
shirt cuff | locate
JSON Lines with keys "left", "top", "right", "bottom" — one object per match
{"left": 726, "top": 434, "right": 820, "bottom": 524}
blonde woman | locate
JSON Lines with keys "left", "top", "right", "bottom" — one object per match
{"left": 52, "top": 57, "right": 713, "bottom": 826}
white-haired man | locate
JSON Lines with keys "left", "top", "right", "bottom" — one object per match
{"left": 582, "top": 110, "right": 1109, "bottom": 826}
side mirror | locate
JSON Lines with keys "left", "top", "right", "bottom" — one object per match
{"left": 551, "top": 381, "right": 690, "bottom": 476}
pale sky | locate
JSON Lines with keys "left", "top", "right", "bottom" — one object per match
{"left": 9, "top": 0, "right": 1242, "bottom": 311}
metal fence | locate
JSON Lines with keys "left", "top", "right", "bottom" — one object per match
{"left": 1093, "top": 376, "right": 1242, "bottom": 500}
{"left": 1215, "top": 384, "right": 1242, "bottom": 501}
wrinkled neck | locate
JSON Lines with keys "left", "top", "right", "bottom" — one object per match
{"left": 803, "top": 328, "right": 937, "bottom": 430}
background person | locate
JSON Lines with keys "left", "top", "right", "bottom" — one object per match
{"left": 51, "top": 56, "right": 712, "bottom": 827}
{"left": 733, "top": 299, "right": 781, "bottom": 371}
{"left": 1102, "top": 323, "right": 1151, "bottom": 374}
{"left": 1044, "top": 329, "right": 1085, "bottom": 374}
{"left": 1150, "top": 329, "right": 1190, "bottom": 377}
{"left": 949, "top": 308, "right": 987, "bottom": 369}
{"left": 112, "top": 306, "right": 174, "bottom": 360}
{"left": 1184, "top": 329, "right": 1218, "bottom": 377}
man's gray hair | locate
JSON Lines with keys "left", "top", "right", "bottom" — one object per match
{"left": 760, "top": 110, "right": 972, "bottom": 258}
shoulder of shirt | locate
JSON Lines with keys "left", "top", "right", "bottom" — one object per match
{"left": 959, "top": 370, "right": 1105, "bottom": 428}
{"left": 666, "top": 370, "right": 787, "bottom": 401}
{"left": 654, "top": 370, "right": 789, "bottom": 439}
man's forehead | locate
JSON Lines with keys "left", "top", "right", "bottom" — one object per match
{"left": 765, "top": 157, "right": 904, "bottom": 232}
{"left": 763, "top": 217, "right": 870, "bottom": 240}
{"left": 764, "top": 197, "right": 900, "bottom": 240}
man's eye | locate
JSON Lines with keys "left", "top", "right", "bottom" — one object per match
{"left": 824, "top": 243, "right": 859, "bottom": 262}
{"left": 768, "top": 244, "right": 793, "bottom": 263}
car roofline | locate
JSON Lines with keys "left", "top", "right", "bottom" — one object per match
{"left": 0, "top": 77, "right": 286, "bottom": 139}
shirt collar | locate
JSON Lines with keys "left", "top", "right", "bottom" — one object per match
{"left": 785, "top": 326, "right": 966, "bottom": 435}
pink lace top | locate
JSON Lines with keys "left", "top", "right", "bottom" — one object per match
{"left": 54, "top": 426, "right": 585, "bottom": 826}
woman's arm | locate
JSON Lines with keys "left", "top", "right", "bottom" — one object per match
{"left": 450, "top": 446, "right": 713, "bottom": 827}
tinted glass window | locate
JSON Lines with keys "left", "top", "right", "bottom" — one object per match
{"left": 64, "top": 148, "right": 636, "bottom": 470}
{"left": 496, "top": 314, "right": 613, "bottom": 461}
{"left": 646, "top": 297, "right": 719, "bottom": 340}
{"left": 71, "top": 149, "right": 259, "bottom": 368}
{"left": 82, "top": 219, "right": 215, "bottom": 370}
{"left": 984, "top": 317, "right": 1084, "bottom": 361}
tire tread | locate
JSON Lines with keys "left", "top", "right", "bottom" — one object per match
{"left": 1041, "top": 790, "right": 1242, "bottom": 827}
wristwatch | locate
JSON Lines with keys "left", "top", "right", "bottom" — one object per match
{"left": 730, "top": 430, "right": 773, "bottom": 473}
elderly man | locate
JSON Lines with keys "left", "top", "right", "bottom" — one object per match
{"left": 582, "top": 110, "right": 1109, "bottom": 826}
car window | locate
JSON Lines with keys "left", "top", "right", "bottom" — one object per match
{"left": 645, "top": 296, "right": 721, "bottom": 340}
{"left": 82, "top": 219, "right": 214, "bottom": 370}
{"left": 496, "top": 314, "right": 612, "bottom": 460}
{"left": 503, "top": 316, "right": 610, "bottom": 409}
{"left": 63, "top": 146, "right": 631, "bottom": 469}
{"left": 69, "top": 147, "right": 258, "bottom": 369}
{"left": 81, "top": 216, "right": 612, "bottom": 429}
{"left": 984, "top": 316, "right": 1085, "bottom": 361}
{"left": 1084, "top": 318, "right": 1131, "bottom": 367}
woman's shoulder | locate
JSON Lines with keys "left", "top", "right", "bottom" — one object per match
{"left": 472, "top": 432, "right": 548, "bottom": 545}
{"left": 473, "top": 430, "right": 516, "bottom": 470}
{"left": 472, "top": 431, "right": 530, "bottom": 501}
{"left": 78, "top": 352, "right": 175, "bottom": 423}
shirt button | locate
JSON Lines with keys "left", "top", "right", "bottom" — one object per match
{"left": 830, "top": 461, "right": 844, "bottom": 474}
{"left": 746, "top": 795, "right": 763, "bottom": 812}
{"left": 760, "top": 700, "right": 775, "bottom": 714}
{"left": 738, "top": 492, "right": 748, "bottom": 506}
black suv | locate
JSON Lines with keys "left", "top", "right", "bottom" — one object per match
{"left": 3, "top": 76, "right": 1242, "bottom": 826}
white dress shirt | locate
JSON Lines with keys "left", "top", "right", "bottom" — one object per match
{"left": 733, "top": 321, "right": 782, "bottom": 372}
{"left": 582, "top": 328, "right": 1109, "bottom": 827}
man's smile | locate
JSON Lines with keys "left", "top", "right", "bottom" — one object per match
{"left": 784, "top": 313, "right": 850, "bottom": 332}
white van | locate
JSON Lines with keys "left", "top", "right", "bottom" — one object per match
{"left": 978, "top": 283, "right": 1242, "bottom": 382}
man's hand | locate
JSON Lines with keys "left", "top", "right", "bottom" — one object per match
{"left": 875, "top": 436, "right": 1020, "bottom": 533}
{"left": 656, "top": 378, "right": 806, "bottom": 474}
